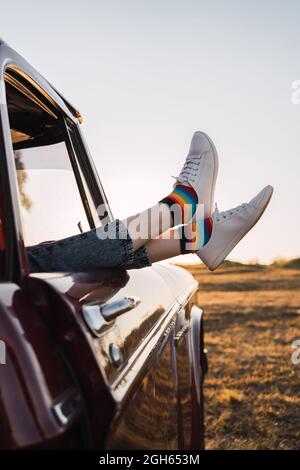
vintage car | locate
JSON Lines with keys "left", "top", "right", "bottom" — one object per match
{"left": 0, "top": 39, "right": 207, "bottom": 450}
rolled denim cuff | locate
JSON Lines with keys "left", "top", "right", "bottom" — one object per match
{"left": 117, "top": 219, "right": 135, "bottom": 266}
{"left": 119, "top": 245, "right": 152, "bottom": 270}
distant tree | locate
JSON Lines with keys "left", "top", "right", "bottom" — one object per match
{"left": 14, "top": 150, "right": 33, "bottom": 211}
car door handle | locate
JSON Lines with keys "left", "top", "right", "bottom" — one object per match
{"left": 82, "top": 296, "right": 141, "bottom": 337}
{"left": 100, "top": 296, "right": 141, "bottom": 320}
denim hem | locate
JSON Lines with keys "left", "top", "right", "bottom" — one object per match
{"left": 118, "top": 245, "right": 152, "bottom": 270}
{"left": 117, "top": 219, "right": 135, "bottom": 266}
{"left": 133, "top": 245, "right": 152, "bottom": 268}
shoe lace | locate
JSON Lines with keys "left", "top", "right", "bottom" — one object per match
{"left": 172, "top": 151, "right": 208, "bottom": 185}
{"left": 214, "top": 202, "right": 246, "bottom": 221}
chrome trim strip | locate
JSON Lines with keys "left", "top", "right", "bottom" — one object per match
{"left": 110, "top": 281, "right": 198, "bottom": 401}
{"left": 5, "top": 70, "right": 58, "bottom": 119}
{"left": 110, "top": 301, "right": 179, "bottom": 401}
{"left": 176, "top": 280, "right": 198, "bottom": 307}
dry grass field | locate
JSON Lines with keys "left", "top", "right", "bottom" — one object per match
{"left": 185, "top": 259, "right": 300, "bottom": 450}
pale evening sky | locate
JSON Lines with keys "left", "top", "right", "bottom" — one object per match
{"left": 1, "top": 0, "right": 300, "bottom": 263}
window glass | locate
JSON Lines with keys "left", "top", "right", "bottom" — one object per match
{"left": 5, "top": 77, "right": 95, "bottom": 247}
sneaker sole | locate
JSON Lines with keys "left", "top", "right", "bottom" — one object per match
{"left": 196, "top": 131, "right": 219, "bottom": 216}
{"left": 206, "top": 186, "right": 273, "bottom": 271}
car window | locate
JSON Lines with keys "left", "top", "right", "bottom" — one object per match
{"left": 4, "top": 77, "right": 99, "bottom": 248}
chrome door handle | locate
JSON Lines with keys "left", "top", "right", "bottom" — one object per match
{"left": 82, "top": 296, "right": 141, "bottom": 337}
{"left": 100, "top": 296, "right": 141, "bottom": 320}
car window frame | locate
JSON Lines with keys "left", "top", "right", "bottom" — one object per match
{"left": 0, "top": 56, "right": 112, "bottom": 282}
{"left": 65, "top": 118, "right": 114, "bottom": 224}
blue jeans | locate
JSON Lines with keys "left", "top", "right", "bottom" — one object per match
{"left": 27, "top": 219, "right": 152, "bottom": 273}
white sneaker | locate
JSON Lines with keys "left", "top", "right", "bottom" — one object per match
{"left": 197, "top": 185, "right": 274, "bottom": 271}
{"left": 175, "top": 131, "right": 219, "bottom": 217}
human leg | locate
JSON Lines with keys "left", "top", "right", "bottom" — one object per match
{"left": 140, "top": 185, "right": 274, "bottom": 270}
{"left": 123, "top": 131, "right": 218, "bottom": 251}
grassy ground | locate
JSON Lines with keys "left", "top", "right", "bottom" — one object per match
{"left": 185, "top": 261, "right": 300, "bottom": 450}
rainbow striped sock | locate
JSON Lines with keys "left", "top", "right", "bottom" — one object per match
{"left": 159, "top": 184, "right": 198, "bottom": 225}
{"left": 180, "top": 217, "right": 212, "bottom": 253}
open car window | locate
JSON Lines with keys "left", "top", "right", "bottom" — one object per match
{"left": 4, "top": 75, "right": 100, "bottom": 248}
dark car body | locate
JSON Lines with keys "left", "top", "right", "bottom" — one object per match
{"left": 0, "top": 40, "right": 207, "bottom": 450}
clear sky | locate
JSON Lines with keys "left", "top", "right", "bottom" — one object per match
{"left": 1, "top": 0, "right": 300, "bottom": 263}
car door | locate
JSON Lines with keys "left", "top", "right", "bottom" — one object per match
{"left": 0, "top": 42, "right": 206, "bottom": 450}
